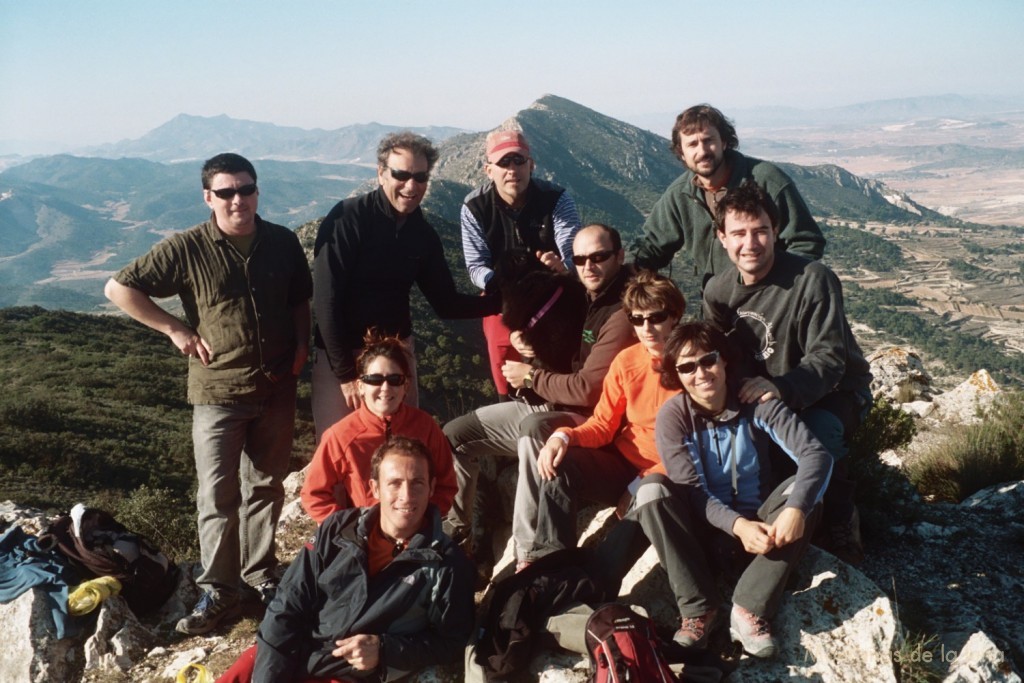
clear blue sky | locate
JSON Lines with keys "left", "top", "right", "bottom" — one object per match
{"left": 2, "top": 0, "right": 1022, "bottom": 152}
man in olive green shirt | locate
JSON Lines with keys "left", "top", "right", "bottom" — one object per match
{"left": 104, "top": 153, "right": 313, "bottom": 635}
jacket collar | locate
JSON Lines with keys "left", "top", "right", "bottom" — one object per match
{"left": 588, "top": 262, "right": 631, "bottom": 305}
{"left": 204, "top": 213, "right": 265, "bottom": 243}
{"left": 684, "top": 389, "right": 742, "bottom": 424}
{"left": 371, "top": 186, "right": 425, "bottom": 225}
{"left": 356, "top": 403, "right": 409, "bottom": 431}
{"left": 339, "top": 503, "right": 448, "bottom": 560}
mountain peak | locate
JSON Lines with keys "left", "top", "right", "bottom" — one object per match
{"left": 526, "top": 94, "right": 597, "bottom": 116}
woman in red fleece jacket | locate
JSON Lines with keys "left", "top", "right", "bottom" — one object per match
{"left": 301, "top": 335, "right": 456, "bottom": 523}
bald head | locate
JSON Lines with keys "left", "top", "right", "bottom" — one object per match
{"left": 572, "top": 223, "right": 624, "bottom": 294}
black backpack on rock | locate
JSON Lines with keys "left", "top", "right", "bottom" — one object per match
{"left": 44, "top": 506, "right": 180, "bottom": 616}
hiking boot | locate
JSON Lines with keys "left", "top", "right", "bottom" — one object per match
{"left": 828, "top": 506, "right": 864, "bottom": 565}
{"left": 673, "top": 608, "right": 721, "bottom": 650}
{"left": 729, "top": 604, "right": 776, "bottom": 658}
{"left": 175, "top": 590, "right": 240, "bottom": 635}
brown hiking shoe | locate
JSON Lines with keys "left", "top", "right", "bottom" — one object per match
{"left": 673, "top": 608, "right": 721, "bottom": 650}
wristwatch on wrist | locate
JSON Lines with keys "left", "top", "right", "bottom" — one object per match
{"left": 522, "top": 368, "right": 535, "bottom": 389}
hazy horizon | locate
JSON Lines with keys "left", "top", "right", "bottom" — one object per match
{"left": 3, "top": 0, "right": 1022, "bottom": 155}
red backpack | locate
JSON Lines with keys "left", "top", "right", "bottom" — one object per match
{"left": 585, "top": 603, "right": 678, "bottom": 683}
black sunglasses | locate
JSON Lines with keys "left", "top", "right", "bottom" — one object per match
{"left": 359, "top": 373, "right": 406, "bottom": 387}
{"left": 386, "top": 167, "right": 430, "bottom": 183}
{"left": 676, "top": 351, "right": 720, "bottom": 375}
{"left": 572, "top": 250, "right": 615, "bottom": 267}
{"left": 210, "top": 184, "right": 258, "bottom": 200}
{"left": 494, "top": 154, "right": 529, "bottom": 168}
{"left": 627, "top": 310, "right": 670, "bottom": 326}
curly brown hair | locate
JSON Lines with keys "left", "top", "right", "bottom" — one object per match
{"left": 622, "top": 270, "right": 686, "bottom": 320}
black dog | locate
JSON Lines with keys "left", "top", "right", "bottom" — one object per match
{"left": 492, "top": 249, "right": 587, "bottom": 377}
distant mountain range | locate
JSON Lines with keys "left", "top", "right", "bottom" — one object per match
{"left": 630, "top": 93, "right": 1024, "bottom": 133}
{"left": 81, "top": 115, "right": 467, "bottom": 165}
{"left": 0, "top": 95, "right": 959, "bottom": 310}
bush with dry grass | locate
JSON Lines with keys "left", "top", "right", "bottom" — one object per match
{"left": 908, "top": 392, "right": 1024, "bottom": 502}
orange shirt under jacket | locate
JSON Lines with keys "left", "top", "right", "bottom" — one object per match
{"left": 301, "top": 403, "right": 457, "bottom": 524}
{"left": 558, "top": 343, "right": 679, "bottom": 475}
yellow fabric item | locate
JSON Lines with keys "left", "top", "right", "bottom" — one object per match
{"left": 67, "top": 575, "right": 122, "bottom": 616}
{"left": 176, "top": 662, "right": 212, "bottom": 683}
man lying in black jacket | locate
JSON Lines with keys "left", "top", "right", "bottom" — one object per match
{"left": 217, "top": 436, "right": 476, "bottom": 683}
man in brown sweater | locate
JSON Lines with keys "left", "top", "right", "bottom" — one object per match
{"left": 443, "top": 224, "right": 635, "bottom": 566}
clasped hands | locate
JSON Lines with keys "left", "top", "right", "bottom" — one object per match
{"left": 731, "top": 507, "right": 806, "bottom": 555}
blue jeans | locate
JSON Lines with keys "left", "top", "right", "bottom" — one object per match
{"left": 192, "top": 376, "right": 297, "bottom": 595}
{"left": 800, "top": 388, "right": 871, "bottom": 525}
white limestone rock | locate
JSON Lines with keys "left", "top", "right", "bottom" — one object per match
{"left": 282, "top": 469, "right": 305, "bottom": 500}
{"left": 0, "top": 501, "right": 50, "bottom": 535}
{"left": 731, "top": 547, "right": 898, "bottom": 682}
{"left": 0, "top": 588, "right": 77, "bottom": 683}
{"left": 278, "top": 497, "right": 307, "bottom": 525}
{"left": 83, "top": 595, "right": 155, "bottom": 672}
{"left": 616, "top": 544, "right": 678, "bottom": 628}
{"left": 903, "top": 400, "right": 936, "bottom": 418}
{"left": 962, "top": 481, "right": 1024, "bottom": 512}
{"left": 942, "top": 631, "right": 1021, "bottom": 682}
{"left": 868, "top": 346, "right": 935, "bottom": 402}
{"left": 931, "top": 370, "right": 1001, "bottom": 424}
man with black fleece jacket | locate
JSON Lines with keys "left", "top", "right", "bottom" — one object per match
{"left": 311, "top": 132, "right": 500, "bottom": 441}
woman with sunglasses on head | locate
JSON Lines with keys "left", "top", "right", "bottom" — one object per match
{"left": 525, "top": 271, "right": 683, "bottom": 567}
{"left": 652, "top": 320, "right": 833, "bottom": 658}
{"left": 301, "top": 333, "right": 457, "bottom": 524}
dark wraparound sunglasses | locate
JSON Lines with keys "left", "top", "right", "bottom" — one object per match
{"left": 495, "top": 154, "right": 529, "bottom": 168}
{"left": 386, "top": 167, "right": 430, "bottom": 183}
{"left": 627, "top": 310, "right": 670, "bottom": 326}
{"left": 210, "top": 184, "right": 257, "bottom": 199}
{"left": 676, "top": 351, "right": 720, "bottom": 375}
{"left": 572, "top": 250, "right": 615, "bottom": 267}
{"left": 360, "top": 373, "right": 407, "bottom": 387}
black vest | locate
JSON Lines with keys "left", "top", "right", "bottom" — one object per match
{"left": 464, "top": 178, "right": 566, "bottom": 263}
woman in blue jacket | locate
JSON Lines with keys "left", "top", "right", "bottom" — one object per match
{"left": 655, "top": 321, "right": 833, "bottom": 658}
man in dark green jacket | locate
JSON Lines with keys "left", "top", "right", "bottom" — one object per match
{"left": 634, "top": 104, "right": 824, "bottom": 287}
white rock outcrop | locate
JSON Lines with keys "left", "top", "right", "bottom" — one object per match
{"left": 0, "top": 589, "right": 76, "bottom": 683}
{"left": 931, "top": 370, "right": 1001, "bottom": 423}
{"left": 868, "top": 346, "right": 935, "bottom": 402}
{"left": 943, "top": 631, "right": 1022, "bottom": 683}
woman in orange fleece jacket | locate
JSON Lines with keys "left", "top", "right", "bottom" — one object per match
{"left": 301, "top": 335, "right": 456, "bottom": 524}
{"left": 520, "top": 271, "right": 684, "bottom": 564}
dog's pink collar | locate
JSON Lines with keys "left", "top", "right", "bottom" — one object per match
{"left": 526, "top": 286, "right": 564, "bottom": 330}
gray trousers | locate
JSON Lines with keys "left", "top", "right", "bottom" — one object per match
{"left": 530, "top": 444, "right": 638, "bottom": 560}
{"left": 594, "top": 474, "right": 819, "bottom": 619}
{"left": 191, "top": 376, "right": 297, "bottom": 595}
{"left": 443, "top": 402, "right": 587, "bottom": 560}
